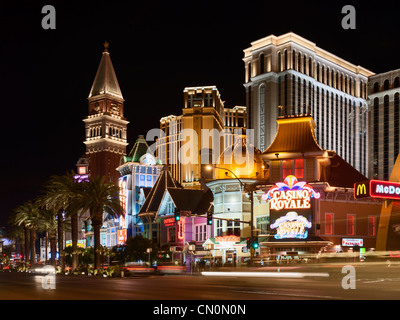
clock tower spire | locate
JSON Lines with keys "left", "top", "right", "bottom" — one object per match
{"left": 83, "top": 42, "right": 129, "bottom": 183}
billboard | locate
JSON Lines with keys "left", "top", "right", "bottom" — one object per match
{"left": 354, "top": 180, "right": 400, "bottom": 201}
{"left": 263, "top": 175, "right": 320, "bottom": 240}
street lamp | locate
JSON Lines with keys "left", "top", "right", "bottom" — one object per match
{"left": 205, "top": 165, "right": 258, "bottom": 265}
{"left": 146, "top": 247, "right": 152, "bottom": 267}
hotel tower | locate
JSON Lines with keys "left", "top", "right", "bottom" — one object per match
{"left": 243, "top": 32, "right": 375, "bottom": 177}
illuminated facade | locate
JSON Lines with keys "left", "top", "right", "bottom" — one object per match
{"left": 368, "top": 69, "right": 400, "bottom": 180}
{"left": 83, "top": 42, "right": 129, "bottom": 184}
{"left": 205, "top": 135, "right": 268, "bottom": 265}
{"left": 243, "top": 32, "right": 374, "bottom": 176}
{"left": 117, "top": 135, "right": 163, "bottom": 239}
{"left": 138, "top": 166, "right": 213, "bottom": 264}
{"left": 156, "top": 86, "right": 246, "bottom": 188}
{"left": 259, "top": 115, "right": 382, "bottom": 256}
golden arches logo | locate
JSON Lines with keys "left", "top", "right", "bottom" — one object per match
{"left": 356, "top": 183, "right": 367, "bottom": 196}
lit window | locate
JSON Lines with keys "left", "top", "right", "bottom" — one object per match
{"left": 227, "top": 219, "right": 240, "bottom": 236}
{"left": 325, "top": 213, "right": 333, "bottom": 235}
{"left": 368, "top": 216, "right": 376, "bottom": 237}
{"left": 295, "top": 159, "right": 304, "bottom": 179}
{"left": 282, "top": 160, "right": 291, "bottom": 179}
{"left": 347, "top": 214, "right": 355, "bottom": 235}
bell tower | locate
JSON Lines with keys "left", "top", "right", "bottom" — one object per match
{"left": 83, "top": 41, "right": 129, "bottom": 183}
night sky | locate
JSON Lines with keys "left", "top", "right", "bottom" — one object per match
{"left": 1, "top": 0, "right": 400, "bottom": 227}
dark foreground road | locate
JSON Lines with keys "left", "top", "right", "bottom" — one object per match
{"left": 1, "top": 263, "right": 400, "bottom": 300}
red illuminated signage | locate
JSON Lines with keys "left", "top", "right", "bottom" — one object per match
{"left": 117, "top": 229, "right": 127, "bottom": 245}
{"left": 353, "top": 180, "right": 400, "bottom": 200}
{"left": 78, "top": 166, "right": 87, "bottom": 175}
{"left": 164, "top": 218, "right": 176, "bottom": 227}
{"left": 370, "top": 180, "right": 400, "bottom": 200}
{"left": 342, "top": 238, "right": 363, "bottom": 247}
{"left": 215, "top": 235, "right": 240, "bottom": 243}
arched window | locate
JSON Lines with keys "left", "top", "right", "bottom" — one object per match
{"left": 322, "top": 65, "right": 325, "bottom": 84}
{"left": 248, "top": 63, "right": 252, "bottom": 82}
{"left": 384, "top": 95, "right": 390, "bottom": 180}
{"left": 373, "top": 97, "right": 379, "bottom": 178}
{"left": 284, "top": 50, "right": 288, "bottom": 71}
{"left": 277, "top": 52, "right": 282, "bottom": 72}
{"left": 373, "top": 82, "right": 380, "bottom": 93}
{"left": 292, "top": 50, "right": 296, "bottom": 71}
{"left": 298, "top": 53, "right": 301, "bottom": 73}
{"left": 395, "top": 77, "right": 400, "bottom": 88}
{"left": 259, "top": 53, "right": 264, "bottom": 75}
{"left": 336, "top": 72, "right": 339, "bottom": 90}
{"left": 384, "top": 79, "right": 390, "bottom": 91}
{"left": 309, "top": 57, "right": 312, "bottom": 77}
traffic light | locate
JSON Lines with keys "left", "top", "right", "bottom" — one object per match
{"left": 174, "top": 208, "right": 181, "bottom": 221}
{"left": 207, "top": 212, "right": 213, "bottom": 225}
{"left": 252, "top": 237, "right": 259, "bottom": 249}
{"left": 246, "top": 237, "right": 251, "bottom": 249}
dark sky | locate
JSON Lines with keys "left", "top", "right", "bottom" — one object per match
{"left": 1, "top": 0, "right": 400, "bottom": 227}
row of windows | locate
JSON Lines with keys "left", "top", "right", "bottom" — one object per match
{"left": 372, "top": 93, "right": 400, "bottom": 179}
{"left": 215, "top": 219, "right": 241, "bottom": 237}
{"left": 372, "top": 77, "right": 400, "bottom": 93}
{"left": 88, "top": 126, "right": 123, "bottom": 138}
{"left": 186, "top": 93, "right": 214, "bottom": 108}
{"left": 249, "top": 50, "right": 368, "bottom": 98}
{"left": 325, "top": 213, "right": 376, "bottom": 237}
{"left": 282, "top": 159, "right": 304, "bottom": 179}
{"left": 273, "top": 76, "right": 367, "bottom": 174}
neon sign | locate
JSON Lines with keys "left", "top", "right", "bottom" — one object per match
{"left": 215, "top": 235, "right": 240, "bottom": 243}
{"left": 263, "top": 175, "right": 320, "bottom": 211}
{"left": 119, "top": 178, "right": 127, "bottom": 212}
{"left": 117, "top": 229, "right": 127, "bottom": 245}
{"left": 370, "top": 180, "right": 400, "bottom": 200}
{"left": 270, "top": 212, "right": 312, "bottom": 239}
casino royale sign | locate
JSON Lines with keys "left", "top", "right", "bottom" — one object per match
{"left": 263, "top": 176, "right": 320, "bottom": 240}
{"left": 268, "top": 189, "right": 311, "bottom": 211}
{"left": 263, "top": 175, "right": 321, "bottom": 211}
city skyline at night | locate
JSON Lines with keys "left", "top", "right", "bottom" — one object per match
{"left": 2, "top": 1, "right": 400, "bottom": 227}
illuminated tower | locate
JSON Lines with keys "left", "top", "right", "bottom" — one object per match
{"left": 83, "top": 41, "right": 129, "bottom": 183}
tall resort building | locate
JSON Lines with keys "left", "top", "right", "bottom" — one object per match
{"left": 243, "top": 32, "right": 375, "bottom": 177}
{"left": 156, "top": 86, "right": 246, "bottom": 188}
{"left": 368, "top": 69, "right": 400, "bottom": 181}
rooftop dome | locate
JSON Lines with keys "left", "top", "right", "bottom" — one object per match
{"left": 216, "top": 135, "right": 264, "bottom": 180}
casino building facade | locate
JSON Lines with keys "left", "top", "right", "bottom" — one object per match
{"left": 258, "top": 114, "right": 382, "bottom": 258}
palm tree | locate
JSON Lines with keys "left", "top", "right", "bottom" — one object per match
{"left": 37, "top": 171, "right": 80, "bottom": 271}
{"left": 68, "top": 175, "right": 124, "bottom": 271}
{"left": 5, "top": 227, "right": 25, "bottom": 261}
{"left": 37, "top": 207, "right": 58, "bottom": 266}
{"left": 13, "top": 201, "right": 41, "bottom": 265}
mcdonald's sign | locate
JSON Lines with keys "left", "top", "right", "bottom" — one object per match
{"left": 354, "top": 181, "right": 370, "bottom": 199}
